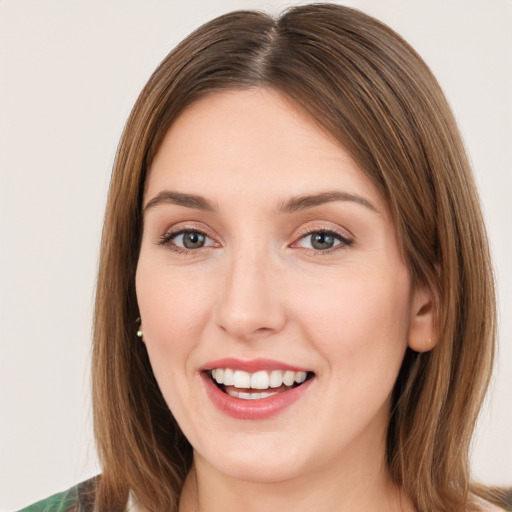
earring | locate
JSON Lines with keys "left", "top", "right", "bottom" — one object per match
{"left": 136, "top": 317, "right": 143, "bottom": 338}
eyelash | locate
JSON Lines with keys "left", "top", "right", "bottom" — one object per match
{"left": 158, "top": 229, "right": 216, "bottom": 255}
{"left": 158, "top": 227, "right": 353, "bottom": 255}
{"left": 293, "top": 227, "right": 353, "bottom": 256}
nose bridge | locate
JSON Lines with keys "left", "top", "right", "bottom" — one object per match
{"left": 215, "top": 240, "right": 285, "bottom": 339}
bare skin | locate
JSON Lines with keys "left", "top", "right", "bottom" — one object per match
{"left": 178, "top": 448, "right": 416, "bottom": 512}
{"left": 136, "top": 88, "right": 437, "bottom": 512}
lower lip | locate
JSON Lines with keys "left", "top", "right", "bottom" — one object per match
{"left": 201, "top": 373, "right": 313, "bottom": 420}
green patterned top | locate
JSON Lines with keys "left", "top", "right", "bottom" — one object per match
{"left": 16, "top": 477, "right": 99, "bottom": 512}
{"left": 15, "top": 477, "right": 512, "bottom": 511}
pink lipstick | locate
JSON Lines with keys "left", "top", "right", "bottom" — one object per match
{"left": 200, "top": 358, "right": 314, "bottom": 420}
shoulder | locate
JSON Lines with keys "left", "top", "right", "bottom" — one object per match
{"left": 16, "top": 476, "right": 99, "bottom": 512}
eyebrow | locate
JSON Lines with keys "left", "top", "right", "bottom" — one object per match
{"left": 144, "top": 190, "right": 217, "bottom": 213}
{"left": 143, "top": 189, "right": 379, "bottom": 215}
{"left": 278, "top": 191, "right": 379, "bottom": 214}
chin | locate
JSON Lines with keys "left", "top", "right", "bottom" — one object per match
{"left": 216, "top": 457, "right": 304, "bottom": 484}
{"left": 195, "top": 436, "right": 309, "bottom": 484}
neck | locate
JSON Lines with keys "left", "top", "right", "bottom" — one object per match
{"left": 179, "top": 446, "right": 415, "bottom": 512}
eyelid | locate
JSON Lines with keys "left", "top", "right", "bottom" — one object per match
{"left": 157, "top": 222, "right": 220, "bottom": 251}
{"left": 290, "top": 225, "right": 354, "bottom": 253}
{"left": 168, "top": 230, "right": 214, "bottom": 247}
{"left": 154, "top": 221, "right": 353, "bottom": 255}
{"left": 293, "top": 222, "right": 353, "bottom": 240}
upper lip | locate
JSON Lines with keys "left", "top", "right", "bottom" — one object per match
{"left": 200, "top": 357, "right": 311, "bottom": 373}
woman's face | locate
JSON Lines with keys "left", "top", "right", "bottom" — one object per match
{"left": 136, "top": 88, "right": 432, "bottom": 484}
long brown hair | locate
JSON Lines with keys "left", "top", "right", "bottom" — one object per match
{"left": 92, "top": 4, "right": 496, "bottom": 511}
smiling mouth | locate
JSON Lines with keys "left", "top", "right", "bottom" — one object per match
{"left": 208, "top": 368, "right": 315, "bottom": 400}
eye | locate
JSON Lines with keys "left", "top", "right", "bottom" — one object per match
{"left": 295, "top": 230, "right": 352, "bottom": 252}
{"left": 160, "top": 230, "right": 215, "bottom": 251}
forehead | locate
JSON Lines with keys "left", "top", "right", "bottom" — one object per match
{"left": 145, "top": 88, "right": 385, "bottom": 213}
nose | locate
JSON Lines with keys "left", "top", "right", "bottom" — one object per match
{"left": 214, "top": 248, "right": 287, "bottom": 340}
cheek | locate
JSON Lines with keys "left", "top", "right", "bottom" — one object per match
{"left": 137, "top": 257, "right": 212, "bottom": 328}
{"left": 294, "top": 267, "right": 411, "bottom": 374}
{"left": 135, "top": 262, "right": 214, "bottom": 378}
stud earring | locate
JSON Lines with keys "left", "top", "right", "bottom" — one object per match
{"left": 136, "top": 317, "right": 143, "bottom": 338}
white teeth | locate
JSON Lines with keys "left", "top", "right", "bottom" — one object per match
{"left": 251, "top": 371, "right": 270, "bottom": 389}
{"left": 211, "top": 368, "right": 309, "bottom": 390}
{"left": 283, "top": 370, "right": 295, "bottom": 386}
{"left": 233, "top": 370, "right": 251, "bottom": 388}
{"left": 223, "top": 368, "right": 234, "bottom": 386}
{"left": 269, "top": 370, "right": 284, "bottom": 388}
{"left": 258, "top": 391, "right": 277, "bottom": 399}
{"left": 295, "top": 371, "right": 307, "bottom": 384}
{"left": 225, "top": 388, "right": 280, "bottom": 400}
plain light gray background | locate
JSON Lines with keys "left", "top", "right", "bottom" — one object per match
{"left": 1, "top": 1, "right": 511, "bottom": 510}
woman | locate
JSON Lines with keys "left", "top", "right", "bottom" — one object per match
{"left": 19, "top": 3, "right": 505, "bottom": 512}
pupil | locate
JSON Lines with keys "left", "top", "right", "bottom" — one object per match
{"left": 311, "top": 233, "right": 334, "bottom": 250}
{"left": 183, "top": 232, "right": 205, "bottom": 249}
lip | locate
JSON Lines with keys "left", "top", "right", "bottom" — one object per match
{"left": 200, "top": 365, "right": 314, "bottom": 421}
{"left": 200, "top": 357, "right": 310, "bottom": 373}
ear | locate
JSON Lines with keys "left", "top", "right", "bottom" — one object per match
{"left": 408, "top": 284, "right": 437, "bottom": 352}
